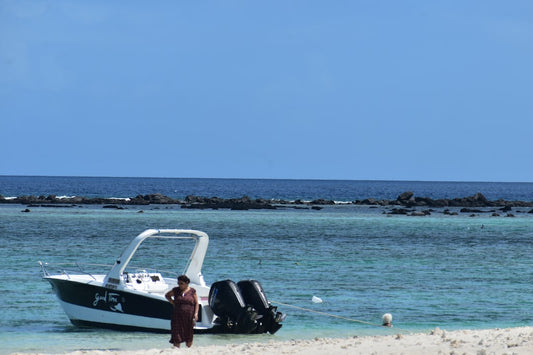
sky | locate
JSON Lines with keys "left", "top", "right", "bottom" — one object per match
{"left": 1, "top": 1, "right": 532, "bottom": 182}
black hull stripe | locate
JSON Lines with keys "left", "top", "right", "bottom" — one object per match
{"left": 47, "top": 278, "right": 172, "bottom": 320}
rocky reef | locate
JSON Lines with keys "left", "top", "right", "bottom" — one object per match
{"left": 1, "top": 191, "right": 532, "bottom": 213}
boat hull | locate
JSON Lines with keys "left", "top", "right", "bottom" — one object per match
{"left": 46, "top": 277, "right": 194, "bottom": 332}
{"left": 59, "top": 300, "right": 171, "bottom": 332}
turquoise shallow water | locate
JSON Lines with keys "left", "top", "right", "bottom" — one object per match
{"left": 1, "top": 202, "right": 532, "bottom": 354}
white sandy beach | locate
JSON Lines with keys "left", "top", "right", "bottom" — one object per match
{"left": 15, "top": 327, "right": 533, "bottom": 355}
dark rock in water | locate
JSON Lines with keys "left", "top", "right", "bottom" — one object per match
{"left": 443, "top": 209, "right": 457, "bottom": 215}
{"left": 387, "top": 208, "right": 410, "bottom": 215}
{"left": 103, "top": 205, "right": 125, "bottom": 210}
{"left": 181, "top": 195, "right": 277, "bottom": 210}
{"left": 413, "top": 197, "right": 435, "bottom": 206}
{"left": 355, "top": 198, "right": 394, "bottom": 206}
{"left": 458, "top": 192, "right": 489, "bottom": 207}
{"left": 460, "top": 208, "right": 486, "bottom": 213}
{"left": 131, "top": 193, "right": 176, "bottom": 204}
{"left": 21, "top": 208, "right": 30, "bottom": 213}
{"left": 311, "top": 206, "right": 323, "bottom": 210}
{"left": 184, "top": 195, "right": 201, "bottom": 203}
{"left": 433, "top": 199, "right": 450, "bottom": 207}
{"left": 529, "top": 209, "right": 533, "bottom": 214}
{"left": 310, "top": 199, "right": 335, "bottom": 205}
{"left": 376, "top": 191, "right": 533, "bottom": 209}
{"left": 397, "top": 191, "right": 414, "bottom": 202}
{"left": 360, "top": 198, "right": 378, "bottom": 205}
{"left": 41, "top": 204, "right": 75, "bottom": 208}
{"left": 129, "top": 195, "right": 150, "bottom": 205}
{"left": 473, "top": 192, "right": 489, "bottom": 203}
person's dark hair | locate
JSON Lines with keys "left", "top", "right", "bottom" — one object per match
{"left": 177, "top": 275, "right": 190, "bottom": 284}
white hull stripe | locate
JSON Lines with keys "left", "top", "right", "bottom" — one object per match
{"left": 58, "top": 299, "right": 170, "bottom": 331}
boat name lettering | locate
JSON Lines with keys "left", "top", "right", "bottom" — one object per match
{"left": 107, "top": 277, "right": 120, "bottom": 284}
{"left": 93, "top": 291, "right": 124, "bottom": 312}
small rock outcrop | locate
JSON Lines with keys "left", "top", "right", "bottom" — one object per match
{"left": 181, "top": 195, "right": 276, "bottom": 210}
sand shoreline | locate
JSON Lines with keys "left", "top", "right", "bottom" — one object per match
{"left": 12, "top": 326, "right": 533, "bottom": 355}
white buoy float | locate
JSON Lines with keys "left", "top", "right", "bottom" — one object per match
{"left": 311, "top": 295, "right": 323, "bottom": 303}
{"left": 382, "top": 313, "right": 393, "bottom": 327}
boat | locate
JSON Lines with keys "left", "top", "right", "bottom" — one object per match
{"left": 40, "top": 229, "right": 284, "bottom": 334}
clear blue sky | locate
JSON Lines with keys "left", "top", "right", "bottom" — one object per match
{"left": 1, "top": 1, "right": 532, "bottom": 182}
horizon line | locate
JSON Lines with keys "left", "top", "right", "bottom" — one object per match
{"left": 0, "top": 174, "right": 531, "bottom": 184}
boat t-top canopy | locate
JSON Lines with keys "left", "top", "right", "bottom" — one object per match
{"left": 103, "top": 229, "right": 209, "bottom": 287}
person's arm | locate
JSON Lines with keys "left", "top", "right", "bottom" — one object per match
{"left": 193, "top": 292, "right": 199, "bottom": 321}
{"left": 165, "top": 289, "right": 175, "bottom": 305}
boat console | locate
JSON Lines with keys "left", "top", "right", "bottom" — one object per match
{"left": 123, "top": 271, "right": 168, "bottom": 293}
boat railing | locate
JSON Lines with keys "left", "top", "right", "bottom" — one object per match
{"left": 39, "top": 261, "right": 112, "bottom": 280}
{"left": 39, "top": 261, "right": 180, "bottom": 282}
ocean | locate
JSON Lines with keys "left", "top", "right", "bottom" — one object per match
{"left": 1, "top": 176, "right": 532, "bottom": 354}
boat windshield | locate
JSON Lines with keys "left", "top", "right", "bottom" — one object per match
{"left": 125, "top": 236, "right": 196, "bottom": 280}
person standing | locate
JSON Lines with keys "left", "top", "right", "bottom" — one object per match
{"left": 165, "top": 275, "right": 199, "bottom": 348}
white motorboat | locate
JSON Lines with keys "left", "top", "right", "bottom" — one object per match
{"left": 40, "top": 229, "right": 284, "bottom": 334}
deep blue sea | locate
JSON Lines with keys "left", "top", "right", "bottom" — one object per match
{"left": 1, "top": 175, "right": 533, "bottom": 201}
{"left": 1, "top": 176, "right": 532, "bottom": 354}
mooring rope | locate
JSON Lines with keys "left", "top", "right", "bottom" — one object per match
{"left": 270, "top": 300, "right": 381, "bottom": 327}
{"left": 270, "top": 300, "right": 412, "bottom": 333}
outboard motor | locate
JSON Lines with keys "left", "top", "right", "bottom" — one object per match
{"left": 237, "top": 280, "right": 285, "bottom": 334}
{"left": 208, "top": 280, "right": 259, "bottom": 333}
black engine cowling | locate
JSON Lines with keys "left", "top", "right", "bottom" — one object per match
{"left": 209, "top": 279, "right": 246, "bottom": 320}
{"left": 208, "top": 280, "right": 259, "bottom": 333}
{"left": 237, "top": 280, "right": 284, "bottom": 334}
{"left": 237, "top": 280, "right": 269, "bottom": 313}
{"left": 208, "top": 279, "right": 285, "bottom": 334}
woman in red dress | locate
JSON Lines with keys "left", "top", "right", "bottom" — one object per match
{"left": 165, "top": 275, "right": 199, "bottom": 348}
